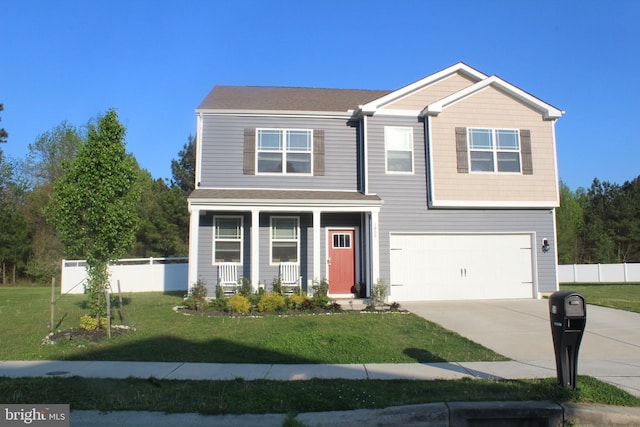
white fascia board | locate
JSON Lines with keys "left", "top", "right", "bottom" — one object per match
{"left": 429, "top": 199, "right": 560, "bottom": 209}
{"left": 358, "top": 62, "right": 487, "bottom": 114}
{"left": 422, "top": 76, "right": 565, "bottom": 120}
{"left": 195, "top": 109, "right": 354, "bottom": 119}
{"left": 369, "top": 109, "right": 422, "bottom": 117}
{"left": 188, "top": 199, "right": 382, "bottom": 212}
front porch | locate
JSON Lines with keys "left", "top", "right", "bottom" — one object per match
{"left": 187, "top": 189, "right": 382, "bottom": 297}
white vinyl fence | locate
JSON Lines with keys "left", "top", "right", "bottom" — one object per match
{"left": 61, "top": 257, "right": 189, "bottom": 294}
{"left": 559, "top": 263, "right": 640, "bottom": 283}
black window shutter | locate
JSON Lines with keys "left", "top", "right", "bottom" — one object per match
{"left": 520, "top": 129, "right": 533, "bottom": 175}
{"left": 455, "top": 127, "right": 469, "bottom": 173}
{"left": 243, "top": 128, "right": 256, "bottom": 175}
{"left": 313, "top": 130, "right": 325, "bottom": 176}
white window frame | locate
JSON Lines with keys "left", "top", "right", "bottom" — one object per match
{"left": 468, "top": 128, "right": 522, "bottom": 174}
{"left": 270, "top": 216, "right": 300, "bottom": 265}
{"left": 256, "top": 128, "right": 313, "bottom": 175}
{"left": 384, "top": 126, "right": 414, "bottom": 174}
{"left": 213, "top": 216, "right": 243, "bottom": 265}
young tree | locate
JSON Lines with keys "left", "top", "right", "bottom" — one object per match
{"left": 49, "top": 109, "right": 140, "bottom": 323}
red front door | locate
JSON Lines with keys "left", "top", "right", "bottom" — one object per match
{"left": 328, "top": 229, "right": 356, "bottom": 294}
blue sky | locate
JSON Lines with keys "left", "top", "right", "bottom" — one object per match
{"left": 2, "top": 0, "right": 638, "bottom": 190}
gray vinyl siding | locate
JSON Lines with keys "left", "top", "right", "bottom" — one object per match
{"left": 200, "top": 115, "right": 359, "bottom": 191}
{"left": 366, "top": 115, "right": 557, "bottom": 295}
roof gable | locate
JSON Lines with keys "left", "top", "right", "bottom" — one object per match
{"left": 358, "top": 62, "right": 487, "bottom": 114}
{"left": 421, "top": 75, "right": 564, "bottom": 120}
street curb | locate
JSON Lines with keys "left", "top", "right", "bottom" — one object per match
{"left": 71, "top": 402, "right": 640, "bottom": 427}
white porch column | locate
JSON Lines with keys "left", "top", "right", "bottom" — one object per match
{"left": 187, "top": 205, "right": 201, "bottom": 288}
{"left": 370, "top": 210, "right": 380, "bottom": 289}
{"left": 312, "top": 209, "right": 321, "bottom": 292}
{"left": 251, "top": 208, "right": 260, "bottom": 291}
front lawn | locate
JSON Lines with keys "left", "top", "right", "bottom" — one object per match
{"left": 0, "top": 287, "right": 506, "bottom": 363}
{"left": 560, "top": 283, "right": 640, "bottom": 313}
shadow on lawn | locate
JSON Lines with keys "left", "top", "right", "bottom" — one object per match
{"left": 63, "top": 335, "right": 322, "bottom": 364}
{"left": 403, "top": 347, "right": 447, "bottom": 363}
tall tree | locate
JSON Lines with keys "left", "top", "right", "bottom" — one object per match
{"left": 170, "top": 134, "right": 196, "bottom": 195}
{"left": 556, "top": 181, "right": 585, "bottom": 264}
{"left": 131, "top": 169, "right": 188, "bottom": 257}
{"left": 49, "top": 109, "right": 140, "bottom": 322}
{"left": 23, "top": 121, "right": 84, "bottom": 283}
{"left": 0, "top": 103, "right": 8, "bottom": 143}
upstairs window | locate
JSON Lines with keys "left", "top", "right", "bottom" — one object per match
{"left": 213, "top": 216, "right": 243, "bottom": 263}
{"left": 468, "top": 128, "right": 521, "bottom": 173}
{"left": 384, "top": 127, "right": 414, "bottom": 173}
{"left": 257, "top": 129, "right": 312, "bottom": 174}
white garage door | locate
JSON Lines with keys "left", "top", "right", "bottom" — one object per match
{"left": 389, "top": 233, "right": 534, "bottom": 301}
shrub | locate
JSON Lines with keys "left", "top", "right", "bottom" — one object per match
{"left": 271, "top": 278, "right": 283, "bottom": 295}
{"left": 79, "top": 314, "right": 108, "bottom": 331}
{"left": 227, "top": 294, "right": 251, "bottom": 314}
{"left": 370, "top": 278, "right": 387, "bottom": 307}
{"left": 288, "top": 294, "right": 310, "bottom": 310}
{"left": 189, "top": 279, "right": 208, "bottom": 300}
{"left": 238, "top": 278, "right": 253, "bottom": 297}
{"left": 207, "top": 297, "right": 228, "bottom": 312}
{"left": 311, "top": 278, "right": 330, "bottom": 308}
{"left": 257, "top": 292, "right": 286, "bottom": 312}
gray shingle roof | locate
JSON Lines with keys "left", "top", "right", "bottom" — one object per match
{"left": 197, "top": 86, "right": 392, "bottom": 112}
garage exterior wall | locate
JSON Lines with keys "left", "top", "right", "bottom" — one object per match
{"left": 366, "top": 115, "right": 558, "bottom": 297}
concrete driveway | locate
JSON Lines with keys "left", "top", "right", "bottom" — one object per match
{"left": 402, "top": 299, "right": 640, "bottom": 361}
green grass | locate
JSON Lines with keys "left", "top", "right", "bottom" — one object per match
{"left": 560, "top": 283, "right": 640, "bottom": 313}
{"left": 2, "top": 376, "right": 638, "bottom": 414}
{"left": 0, "top": 287, "right": 506, "bottom": 363}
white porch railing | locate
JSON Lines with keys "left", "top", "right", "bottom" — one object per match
{"left": 61, "top": 257, "right": 188, "bottom": 294}
{"left": 558, "top": 263, "right": 640, "bottom": 283}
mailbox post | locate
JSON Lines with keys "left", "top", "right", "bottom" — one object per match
{"left": 549, "top": 290, "right": 586, "bottom": 389}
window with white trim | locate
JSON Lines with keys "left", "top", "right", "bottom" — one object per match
{"left": 468, "top": 128, "right": 521, "bottom": 173}
{"left": 384, "top": 127, "right": 414, "bottom": 173}
{"left": 270, "top": 216, "right": 299, "bottom": 263}
{"left": 213, "top": 216, "right": 243, "bottom": 263}
{"left": 257, "top": 129, "right": 312, "bottom": 174}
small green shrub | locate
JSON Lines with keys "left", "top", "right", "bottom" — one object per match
{"left": 227, "top": 294, "right": 251, "bottom": 314}
{"left": 79, "top": 314, "right": 108, "bottom": 331}
{"left": 271, "top": 278, "right": 283, "bottom": 295}
{"left": 208, "top": 297, "right": 228, "bottom": 312}
{"left": 189, "top": 279, "right": 208, "bottom": 300}
{"left": 238, "top": 278, "right": 253, "bottom": 297}
{"left": 257, "top": 292, "right": 286, "bottom": 312}
{"left": 370, "top": 278, "right": 387, "bottom": 307}
{"left": 311, "top": 279, "right": 330, "bottom": 307}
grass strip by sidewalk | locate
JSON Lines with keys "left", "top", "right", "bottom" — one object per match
{"left": 0, "top": 288, "right": 506, "bottom": 363}
{"left": 2, "top": 376, "right": 639, "bottom": 414}
{"left": 560, "top": 283, "right": 640, "bottom": 313}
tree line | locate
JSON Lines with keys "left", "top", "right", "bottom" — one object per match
{"left": 0, "top": 105, "right": 195, "bottom": 285}
{"left": 557, "top": 177, "right": 640, "bottom": 265}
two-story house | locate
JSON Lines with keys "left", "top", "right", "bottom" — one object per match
{"left": 187, "top": 63, "right": 564, "bottom": 301}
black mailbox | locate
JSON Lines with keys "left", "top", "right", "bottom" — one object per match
{"left": 549, "top": 290, "right": 586, "bottom": 389}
